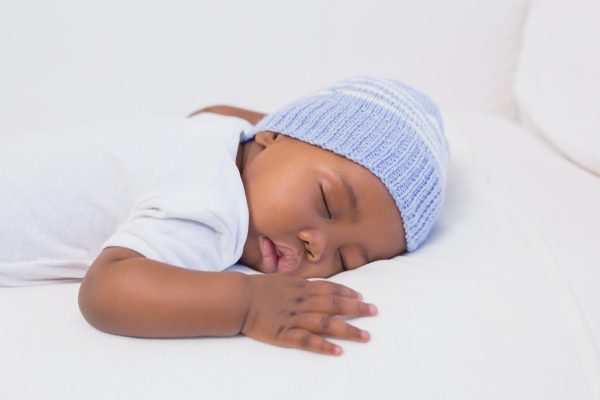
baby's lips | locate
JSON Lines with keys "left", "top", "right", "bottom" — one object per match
{"left": 277, "top": 252, "right": 299, "bottom": 273}
{"left": 273, "top": 242, "right": 301, "bottom": 273}
{"left": 258, "top": 235, "right": 277, "bottom": 273}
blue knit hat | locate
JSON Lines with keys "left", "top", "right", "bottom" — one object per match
{"left": 240, "top": 76, "right": 450, "bottom": 252}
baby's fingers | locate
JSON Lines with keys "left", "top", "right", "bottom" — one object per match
{"left": 303, "top": 295, "right": 378, "bottom": 318}
{"left": 309, "top": 280, "right": 363, "bottom": 300}
{"left": 298, "top": 313, "right": 370, "bottom": 343}
{"left": 280, "top": 328, "right": 343, "bottom": 356}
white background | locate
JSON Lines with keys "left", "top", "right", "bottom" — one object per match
{"left": 0, "top": 0, "right": 527, "bottom": 134}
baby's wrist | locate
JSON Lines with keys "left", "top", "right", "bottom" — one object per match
{"left": 238, "top": 274, "right": 258, "bottom": 335}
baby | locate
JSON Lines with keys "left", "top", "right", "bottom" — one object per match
{"left": 0, "top": 76, "right": 449, "bottom": 356}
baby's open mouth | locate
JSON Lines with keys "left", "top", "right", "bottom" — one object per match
{"left": 258, "top": 235, "right": 298, "bottom": 273}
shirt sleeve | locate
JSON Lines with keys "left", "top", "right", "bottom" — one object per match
{"left": 101, "top": 192, "right": 232, "bottom": 272}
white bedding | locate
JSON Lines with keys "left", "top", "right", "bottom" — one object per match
{"left": 1, "top": 114, "right": 598, "bottom": 399}
{"left": 443, "top": 110, "right": 600, "bottom": 354}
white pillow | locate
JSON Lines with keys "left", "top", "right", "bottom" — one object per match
{"left": 514, "top": 0, "right": 600, "bottom": 176}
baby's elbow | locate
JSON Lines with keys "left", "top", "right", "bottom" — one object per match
{"left": 78, "top": 268, "right": 110, "bottom": 333}
{"left": 79, "top": 246, "right": 144, "bottom": 335}
{"left": 78, "top": 264, "right": 127, "bottom": 336}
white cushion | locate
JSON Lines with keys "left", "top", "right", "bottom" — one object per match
{"left": 514, "top": 0, "right": 600, "bottom": 175}
{"left": 0, "top": 0, "right": 529, "bottom": 135}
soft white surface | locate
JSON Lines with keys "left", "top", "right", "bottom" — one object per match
{"left": 443, "top": 110, "right": 600, "bottom": 357}
{"left": 0, "top": 0, "right": 529, "bottom": 136}
{"left": 2, "top": 120, "right": 599, "bottom": 400}
{"left": 514, "top": 0, "right": 600, "bottom": 175}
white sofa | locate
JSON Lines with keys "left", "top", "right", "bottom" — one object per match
{"left": 1, "top": 1, "right": 599, "bottom": 399}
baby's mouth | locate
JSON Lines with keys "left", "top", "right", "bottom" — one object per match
{"left": 259, "top": 235, "right": 279, "bottom": 273}
{"left": 258, "top": 235, "right": 299, "bottom": 273}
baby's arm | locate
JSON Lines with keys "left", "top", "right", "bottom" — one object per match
{"left": 187, "top": 105, "right": 266, "bottom": 125}
{"left": 79, "top": 247, "right": 249, "bottom": 336}
{"left": 79, "top": 247, "right": 375, "bottom": 356}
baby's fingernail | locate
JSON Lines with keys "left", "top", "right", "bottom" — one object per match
{"left": 360, "top": 330, "right": 370, "bottom": 340}
{"left": 333, "top": 346, "right": 343, "bottom": 355}
{"left": 368, "top": 304, "right": 378, "bottom": 315}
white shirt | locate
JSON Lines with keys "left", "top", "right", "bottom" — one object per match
{"left": 0, "top": 114, "right": 253, "bottom": 286}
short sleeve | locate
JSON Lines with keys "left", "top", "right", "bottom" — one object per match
{"left": 101, "top": 193, "right": 235, "bottom": 272}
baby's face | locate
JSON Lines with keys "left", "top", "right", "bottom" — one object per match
{"left": 237, "top": 131, "right": 406, "bottom": 279}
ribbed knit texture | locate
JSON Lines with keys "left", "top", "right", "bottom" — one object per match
{"left": 241, "top": 76, "right": 450, "bottom": 252}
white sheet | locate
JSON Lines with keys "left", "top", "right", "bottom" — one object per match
{"left": 443, "top": 110, "right": 600, "bottom": 355}
{"left": 1, "top": 115, "right": 599, "bottom": 399}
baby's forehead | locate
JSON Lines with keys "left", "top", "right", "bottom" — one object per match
{"left": 281, "top": 135, "right": 352, "bottom": 164}
{"left": 279, "top": 136, "right": 377, "bottom": 180}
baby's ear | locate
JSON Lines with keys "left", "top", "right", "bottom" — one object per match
{"left": 254, "top": 131, "right": 281, "bottom": 148}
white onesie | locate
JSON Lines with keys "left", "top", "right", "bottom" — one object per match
{"left": 0, "top": 114, "right": 254, "bottom": 286}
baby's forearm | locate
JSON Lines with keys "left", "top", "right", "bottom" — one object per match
{"left": 78, "top": 258, "right": 252, "bottom": 338}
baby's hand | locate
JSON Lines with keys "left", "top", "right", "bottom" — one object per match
{"left": 241, "top": 273, "right": 378, "bottom": 356}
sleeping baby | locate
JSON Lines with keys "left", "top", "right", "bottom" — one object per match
{"left": 0, "top": 76, "right": 450, "bottom": 356}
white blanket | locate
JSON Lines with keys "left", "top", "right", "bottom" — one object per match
{"left": 1, "top": 117, "right": 598, "bottom": 399}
